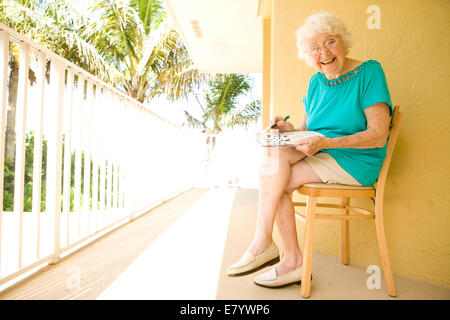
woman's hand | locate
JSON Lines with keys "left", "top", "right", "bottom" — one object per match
{"left": 295, "top": 135, "right": 326, "bottom": 156}
{"left": 268, "top": 116, "right": 294, "bottom": 133}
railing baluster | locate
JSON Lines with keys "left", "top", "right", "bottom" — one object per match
{"left": 0, "top": 30, "right": 10, "bottom": 277}
{"left": 121, "top": 102, "right": 128, "bottom": 215}
{"left": 123, "top": 101, "right": 132, "bottom": 219}
{"left": 113, "top": 103, "right": 119, "bottom": 213}
{"left": 83, "top": 80, "right": 92, "bottom": 235}
{"left": 119, "top": 100, "right": 126, "bottom": 212}
{"left": 116, "top": 100, "right": 122, "bottom": 214}
{"left": 32, "top": 52, "right": 46, "bottom": 261}
{"left": 14, "top": 43, "right": 31, "bottom": 269}
{"left": 137, "top": 109, "right": 145, "bottom": 209}
{"left": 74, "top": 75, "right": 84, "bottom": 241}
{"left": 113, "top": 97, "right": 119, "bottom": 219}
{"left": 128, "top": 107, "right": 136, "bottom": 219}
{"left": 91, "top": 84, "right": 99, "bottom": 231}
{"left": 106, "top": 96, "right": 113, "bottom": 216}
{"left": 104, "top": 89, "right": 111, "bottom": 225}
{"left": 133, "top": 108, "right": 140, "bottom": 211}
{"left": 46, "top": 60, "right": 65, "bottom": 265}
{"left": 108, "top": 90, "right": 115, "bottom": 222}
{"left": 63, "top": 69, "right": 74, "bottom": 246}
{"left": 99, "top": 88, "right": 106, "bottom": 227}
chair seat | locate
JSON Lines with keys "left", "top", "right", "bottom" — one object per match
{"left": 302, "top": 183, "right": 375, "bottom": 190}
{"left": 298, "top": 183, "right": 375, "bottom": 198}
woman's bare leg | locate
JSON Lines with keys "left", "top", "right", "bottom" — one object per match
{"left": 274, "top": 160, "right": 322, "bottom": 275}
{"left": 273, "top": 193, "right": 303, "bottom": 273}
{"left": 247, "top": 147, "right": 305, "bottom": 256}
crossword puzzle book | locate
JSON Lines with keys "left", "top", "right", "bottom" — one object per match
{"left": 255, "top": 130, "right": 324, "bottom": 147}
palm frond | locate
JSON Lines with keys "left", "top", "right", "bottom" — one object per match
{"left": 129, "top": 0, "right": 166, "bottom": 35}
{"left": 208, "top": 73, "right": 250, "bottom": 114}
{"left": 222, "top": 99, "right": 262, "bottom": 128}
{"left": 137, "top": 20, "right": 176, "bottom": 77}
{"left": 148, "top": 62, "right": 210, "bottom": 103}
{"left": 87, "top": 0, "right": 145, "bottom": 64}
{"left": 183, "top": 110, "right": 206, "bottom": 132}
{"left": 139, "top": 22, "right": 209, "bottom": 102}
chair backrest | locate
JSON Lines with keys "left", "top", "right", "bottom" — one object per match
{"left": 376, "top": 105, "right": 403, "bottom": 190}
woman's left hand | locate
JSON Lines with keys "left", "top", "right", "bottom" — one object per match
{"left": 295, "top": 136, "right": 326, "bottom": 156}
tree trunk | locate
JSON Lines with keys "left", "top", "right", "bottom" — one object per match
{"left": 205, "top": 134, "right": 217, "bottom": 168}
{"left": 5, "top": 59, "right": 19, "bottom": 163}
{"left": 210, "top": 135, "right": 216, "bottom": 154}
{"left": 205, "top": 135, "right": 211, "bottom": 164}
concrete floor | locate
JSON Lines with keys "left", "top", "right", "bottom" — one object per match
{"left": 0, "top": 188, "right": 448, "bottom": 300}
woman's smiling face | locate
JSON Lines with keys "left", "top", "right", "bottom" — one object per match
{"left": 307, "top": 33, "right": 347, "bottom": 79}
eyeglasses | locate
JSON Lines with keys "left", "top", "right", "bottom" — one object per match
{"left": 307, "top": 38, "right": 339, "bottom": 56}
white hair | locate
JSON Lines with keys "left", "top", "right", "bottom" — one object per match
{"left": 296, "top": 12, "right": 353, "bottom": 66}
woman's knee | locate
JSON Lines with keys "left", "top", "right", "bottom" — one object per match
{"left": 284, "top": 185, "right": 297, "bottom": 194}
{"left": 260, "top": 147, "right": 304, "bottom": 171}
{"left": 279, "top": 147, "right": 304, "bottom": 164}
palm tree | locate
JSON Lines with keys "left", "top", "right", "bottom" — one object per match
{"left": 183, "top": 73, "right": 261, "bottom": 162}
{"left": 83, "top": 0, "right": 207, "bottom": 103}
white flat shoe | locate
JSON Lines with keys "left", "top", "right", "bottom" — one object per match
{"left": 253, "top": 266, "right": 311, "bottom": 288}
{"left": 226, "top": 242, "right": 279, "bottom": 276}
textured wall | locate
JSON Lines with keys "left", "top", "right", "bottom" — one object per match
{"left": 270, "top": 0, "right": 450, "bottom": 288}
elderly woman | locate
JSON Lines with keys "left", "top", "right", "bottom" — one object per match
{"left": 226, "top": 12, "right": 393, "bottom": 288}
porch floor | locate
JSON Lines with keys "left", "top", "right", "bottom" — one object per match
{"left": 0, "top": 188, "right": 448, "bottom": 300}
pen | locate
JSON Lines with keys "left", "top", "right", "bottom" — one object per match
{"left": 270, "top": 115, "right": 290, "bottom": 129}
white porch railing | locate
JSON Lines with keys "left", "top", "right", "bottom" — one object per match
{"left": 0, "top": 23, "right": 200, "bottom": 289}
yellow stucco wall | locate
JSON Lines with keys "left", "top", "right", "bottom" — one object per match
{"left": 269, "top": 0, "right": 450, "bottom": 288}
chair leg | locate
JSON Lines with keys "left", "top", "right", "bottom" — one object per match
{"left": 301, "top": 196, "right": 316, "bottom": 298}
{"left": 341, "top": 198, "right": 350, "bottom": 265}
{"left": 374, "top": 203, "right": 397, "bottom": 297}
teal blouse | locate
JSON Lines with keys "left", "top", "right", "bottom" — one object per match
{"left": 302, "top": 60, "right": 393, "bottom": 186}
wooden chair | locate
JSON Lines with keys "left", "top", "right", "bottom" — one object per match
{"left": 292, "top": 105, "right": 402, "bottom": 298}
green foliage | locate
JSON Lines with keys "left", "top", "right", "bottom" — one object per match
{"left": 2, "top": 131, "right": 47, "bottom": 212}
{"left": 2, "top": 158, "right": 15, "bottom": 211}
{"left": 2, "top": 131, "right": 119, "bottom": 213}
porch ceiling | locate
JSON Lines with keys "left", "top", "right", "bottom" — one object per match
{"left": 163, "top": 0, "right": 262, "bottom": 73}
